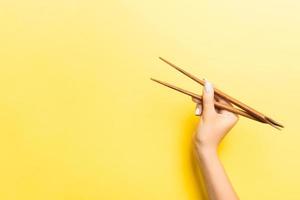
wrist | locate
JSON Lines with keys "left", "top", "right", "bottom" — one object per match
{"left": 195, "top": 142, "right": 218, "bottom": 158}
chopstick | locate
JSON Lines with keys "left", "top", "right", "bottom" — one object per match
{"left": 150, "top": 78, "right": 264, "bottom": 122}
{"left": 158, "top": 57, "right": 284, "bottom": 129}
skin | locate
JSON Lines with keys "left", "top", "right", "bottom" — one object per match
{"left": 192, "top": 80, "right": 239, "bottom": 200}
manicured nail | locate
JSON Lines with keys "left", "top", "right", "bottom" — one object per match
{"left": 195, "top": 107, "right": 200, "bottom": 115}
{"left": 195, "top": 105, "right": 202, "bottom": 115}
{"left": 204, "top": 80, "right": 213, "bottom": 93}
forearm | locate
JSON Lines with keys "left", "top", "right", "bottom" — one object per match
{"left": 195, "top": 144, "right": 239, "bottom": 200}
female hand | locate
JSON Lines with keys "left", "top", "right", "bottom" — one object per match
{"left": 192, "top": 80, "right": 239, "bottom": 151}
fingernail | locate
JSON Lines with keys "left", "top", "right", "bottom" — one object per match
{"left": 195, "top": 107, "right": 200, "bottom": 115}
{"left": 204, "top": 80, "right": 213, "bottom": 93}
{"left": 195, "top": 105, "right": 202, "bottom": 115}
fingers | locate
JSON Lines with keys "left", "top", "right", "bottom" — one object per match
{"left": 191, "top": 80, "right": 216, "bottom": 118}
{"left": 202, "top": 80, "right": 216, "bottom": 119}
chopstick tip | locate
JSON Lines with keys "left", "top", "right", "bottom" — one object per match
{"left": 265, "top": 117, "right": 284, "bottom": 128}
{"left": 265, "top": 119, "right": 282, "bottom": 130}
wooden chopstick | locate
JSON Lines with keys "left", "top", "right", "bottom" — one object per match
{"left": 151, "top": 78, "right": 265, "bottom": 123}
{"left": 158, "top": 57, "right": 283, "bottom": 129}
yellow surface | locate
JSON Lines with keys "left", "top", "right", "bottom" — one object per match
{"left": 0, "top": 0, "right": 299, "bottom": 199}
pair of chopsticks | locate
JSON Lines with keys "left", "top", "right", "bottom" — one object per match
{"left": 151, "top": 57, "right": 284, "bottom": 130}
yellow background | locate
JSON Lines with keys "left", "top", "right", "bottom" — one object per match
{"left": 1, "top": 0, "right": 300, "bottom": 199}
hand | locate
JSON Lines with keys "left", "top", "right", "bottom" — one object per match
{"left": 192, "top": 80, "right": 239, "bottom": 151}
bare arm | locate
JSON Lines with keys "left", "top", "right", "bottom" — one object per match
{"left": 192, "top": 80, "right": 239, "bottom": 200}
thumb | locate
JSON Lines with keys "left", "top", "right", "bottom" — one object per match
{"left": 202, "top": 80, "right": 216, "bottom": 118}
